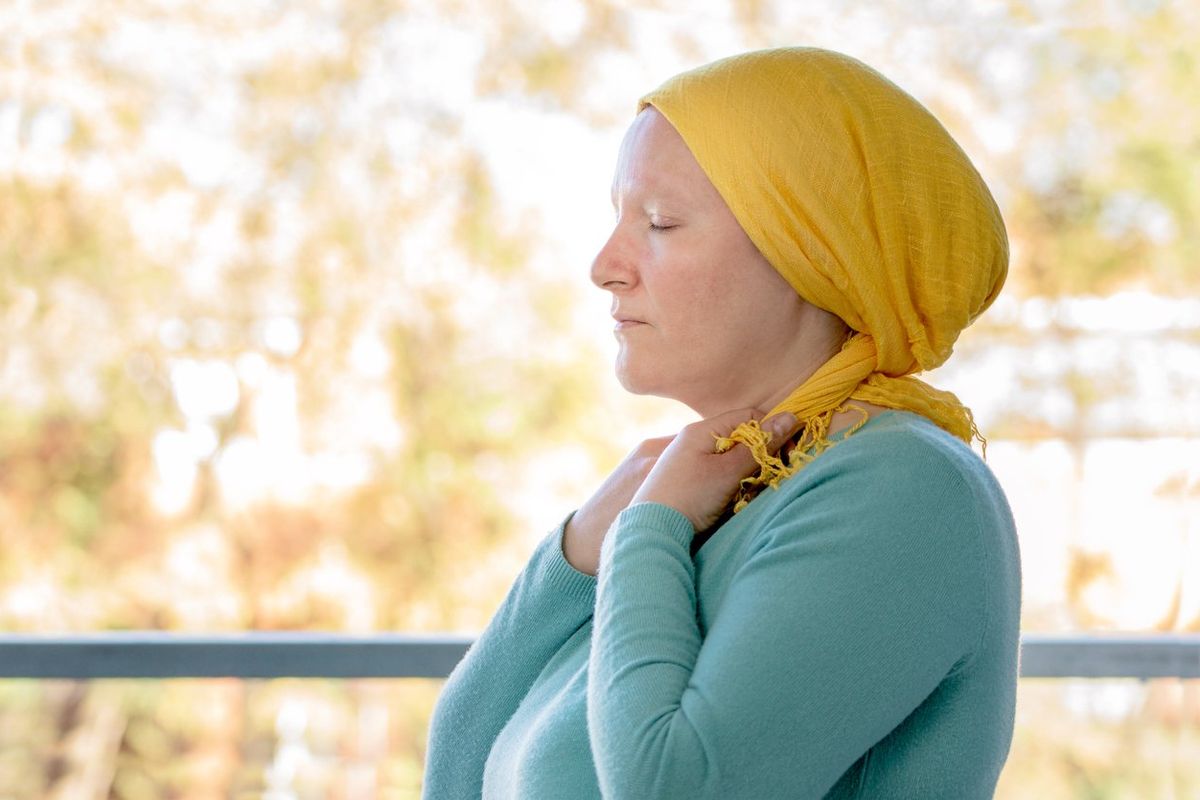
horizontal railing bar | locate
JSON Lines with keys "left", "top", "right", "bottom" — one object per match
{"left": 0, "top": 633, "right": 1197, "bottom": 680}
{"left": 0, "top": 633, "right": 473, "bottom": 679}
{"left": 1018, "top": 634, "right": 1200, "bottom": 679}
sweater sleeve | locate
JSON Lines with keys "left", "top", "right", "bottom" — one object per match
{"left": 586, "top": 447, "right": 989, "bottom": 798}
{"left": 422, "top": 510, "right": 597, "bottom": 800}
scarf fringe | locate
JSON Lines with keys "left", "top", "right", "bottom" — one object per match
{"left": 714, "top": 403, "right": 872, "bottom": 513}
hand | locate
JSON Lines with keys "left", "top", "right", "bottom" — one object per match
{"left": 630, "top": 408, "right": 800, "bottom": 534}
{"left": 562, "top": 435, "right": 675, "bottom": 576}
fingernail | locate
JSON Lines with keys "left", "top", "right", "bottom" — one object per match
{"left": 769, "top": 413, "right": 797, "bottom": 437}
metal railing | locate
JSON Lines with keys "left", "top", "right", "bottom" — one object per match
{"left": 1, "top": 633, "right": 1198, "bottom": 680}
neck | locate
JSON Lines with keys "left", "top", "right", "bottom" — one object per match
{"left": 688, "top": 343, "right": 837, "bottom": 420}
{"left": 681, "top": 305, "right": 853, "bottom": 420}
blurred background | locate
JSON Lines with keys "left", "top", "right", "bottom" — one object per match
{"left": 1, "top": 0, "right": 1197, "bottom": 797}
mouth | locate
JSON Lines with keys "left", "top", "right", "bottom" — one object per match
{"left": 613, "top": 319, "right": 647, "bottom": 331}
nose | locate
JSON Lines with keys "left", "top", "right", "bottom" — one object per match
{"left": 589, "top": 224, "right": 637, "bottom": 292}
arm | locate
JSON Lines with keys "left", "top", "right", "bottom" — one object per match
{"left": 422, "top": 511, "right": 597, "bottom": 800}
{"left": 422, "top": 432, "right": 677, "bottom": 798}
{"left": 587, "top": 448, "right": 988, "bottom": 798}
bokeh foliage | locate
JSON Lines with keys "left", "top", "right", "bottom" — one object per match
{"left": 1, "top": 0, "right": 1197, "bottom": 796}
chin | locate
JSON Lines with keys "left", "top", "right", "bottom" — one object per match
{"left": 616, "top": 365, "right": 696, "bottom": 408}
{"left": 614, "top": 360, "right": 663, "bottom": 397}
{"left": 614, "top": 368, "right": 650, "bottom": 396}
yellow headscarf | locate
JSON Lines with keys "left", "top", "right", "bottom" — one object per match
{"left": 638, "top": 47, "right": 1009, "bottom": 512}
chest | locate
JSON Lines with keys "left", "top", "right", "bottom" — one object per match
{"left": 481, "top": 622, "right": 601, "bottom": 800}
{"left": 480, "top": 508, "right": 768, "bottom": 798}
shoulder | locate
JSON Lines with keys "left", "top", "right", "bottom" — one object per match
{"left": 791, "top": 410, "right": 1005, "bottom": 509}
{"left": 751, "top": 411, "right": 1014, "bottom": 560}
{"left": 728, "top": 411, "right": 1019, "bottom": 671}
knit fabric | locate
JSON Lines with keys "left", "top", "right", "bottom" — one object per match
{"left": 421, "top": 411, "right": 1021, "bottom": 799}
{"left": 638, "top": 48, "right": 1010, "bottom": 506}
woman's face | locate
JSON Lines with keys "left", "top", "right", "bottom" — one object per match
{"left": 591, "top": 107, "right": 841, "bottom": 417}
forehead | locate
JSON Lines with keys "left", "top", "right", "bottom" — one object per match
{"left": 610, "top": 107, "right": 720, "bottom": 207}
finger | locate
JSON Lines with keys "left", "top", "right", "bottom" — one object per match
{"left": 695, "top": 414, "right": 754, "bottom": 460}
{"left": 699, "top": 407, "right": 762, "bottom": 439}
{"left": 761, "top": 412, "right": 800, "bottom": 453}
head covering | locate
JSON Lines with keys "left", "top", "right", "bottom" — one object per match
{"left": 638, "top": 47, "right": 1008, "bottom": 511}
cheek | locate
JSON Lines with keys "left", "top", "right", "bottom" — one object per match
{"left": 658, "top": 252, "right": 756, "bottom": 334}
{"left": 674, "top": 256, "right": 799, "bottom": 357}
{"left": 651, "top": 250, "right": 730, "bottom": 318}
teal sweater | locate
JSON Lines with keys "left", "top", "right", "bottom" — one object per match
{"left": 422, "top": 411, "right": 1021, "bottom": 798}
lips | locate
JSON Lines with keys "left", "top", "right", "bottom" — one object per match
{"left": 611, "top": 311, "right": 647, "bottom": 324}
{"left": 612, "top": 311, "right": 647, "bottom": 330}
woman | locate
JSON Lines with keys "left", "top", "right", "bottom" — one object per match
{"left": 423, "top": 47, "right": 1021, "bottom": 799}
